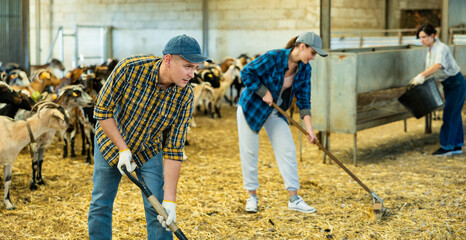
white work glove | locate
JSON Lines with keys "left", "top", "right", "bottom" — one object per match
{"left": 157, "top": 200, "right": 176, "bottom": 231}
{"left": 409, "top": 74, "right": 425, "bottom": 85}
{"left": 117, "top": 149, "right": 136, "bottom": 175}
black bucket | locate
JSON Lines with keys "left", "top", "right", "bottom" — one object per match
{"left": 398, "top": 78, "right": 444, "bottom": 119}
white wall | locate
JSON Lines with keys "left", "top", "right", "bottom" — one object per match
{"left": 29, "top": 0, "right": 440, "bottom": 69}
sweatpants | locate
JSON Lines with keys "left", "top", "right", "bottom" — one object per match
{"left": 237, "top": 105, "right": 299, "bottom": 191}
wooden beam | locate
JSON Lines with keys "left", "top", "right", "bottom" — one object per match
{"left": 320, "top": 0, "right": 331, "bottom": 49}
{"left": 441, "top": 0, "right": 449, "bottom": 44}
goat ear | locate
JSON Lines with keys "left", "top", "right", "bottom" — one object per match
{"left": 40, "top": 71, "right": 51, "bottom": 79}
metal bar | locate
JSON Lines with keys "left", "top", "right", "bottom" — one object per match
{"left": 320, "top": 0, "right": 331, "bottom": 49}
{"left": 100, "top": 27, "right": 105, "bottom": 63}
{"left": 74, "top": 24, "right": 78, "bottom": 68}
{"left": 75, "top": 24, "right": 105, "bottom": 29}
{"left": 353, "top": 133, "right": 357, "bottom": 166}
{"left": 202, "top": 0, "right": 208, "bottom": 57}
{"left": 45, "top": 26, "right": 61, "bottom": 62}
{"left": 441, "top": 0, "right": 449, "bottom": 44}
{"left": 425, "top": 113, "right": 432, "bottom": 134}
{"left": 35, "top": 0, "right": 40, "bottom": 64}
{"left": 82, "top": 56, "right": 104, "bottom": 59}
{"left": 323, "top": 132, "right": 327, "bottom": 163}
{"left": 59, "top": 27, "right": 64, "bottom": 77}
{"left": 449, "top": 28, "right": 454, "bottom": 45}
{"left": 23, "top": 0, "right": 30, "bottom": 73}
{"left": 327, "top": 133, "right": 331, "bottom": 165}
{"left": 323, "top": 52, "right": 331, "bottom": 163}
{"left": 398, "top": 31, "right": 402, "bottom": 45}
{"left": 359, "top": 33, "right": 363, "bottom": 48}
{"left": 59, "top": 27, "right": 63, "bottom": 62}
{"left": 332, "top": 28, "right": 418, "bottom": 34}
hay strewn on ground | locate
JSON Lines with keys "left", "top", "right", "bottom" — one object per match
{"left": 0, "top": 105, "right": 464, "bottom": 239}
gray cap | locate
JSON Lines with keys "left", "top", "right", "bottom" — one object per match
{"left": 162, "top": 34, "right": 212, "bottom": 63}
{"left": 296, "top": 32, "right": 328, "bottom": 57}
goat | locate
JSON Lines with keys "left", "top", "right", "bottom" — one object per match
{"left": 219, "top": 57, "right": 236, "bottom": 73}
{"left": 211, "top": 63, "right": 242, "bottom": 118}
{"left": 14, "top": 85, "right": 92, "bottom": 189}
{"left": 57, "top": 67, "right": 102, "bottom": 164}
{"left": 12, "top": 69, "right": 61, "bottom": 103}
{"left": 220, "top": 55, "right": 249, "bottom": 106}
{"left": 230, "top": 54, "right": 250, "bottom": 104}
{"left": 30, "top": 58, "right": 65, "bottom": 77}
{"left": 0, "top": 82, "right": 24, "bottom": 105}
{"left": 3, "top": 62, "right": 26, "bottom": 73}
{"left": 190, "top": 82, "right": 215, "bottom": 127}
{"left": 1, "top": 71, "right": 7, "bottom": 82}
{"left": 7, "top": 69, "right": 30, "bottom": 86}
{"left": 59, "top": 86, "right": 93, "bottom": 162}
{"left": 196, "top": 65, "right": 222, "bottom": 88}
{"left": 33, "top": 85, "right": 93, "bottom": 188}
{"left": 0, "top": 102, "right": 69, "bottom": 209}
{"left": 0, "top": 82, "right": 33, "bottom": 118}
{"left": 94, "top": 58, "right": 119, "bottom": 80}
{"left": 191, "top": 65, "right": 223, "bottom": 116}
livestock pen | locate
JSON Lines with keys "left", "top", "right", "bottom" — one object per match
{"left": 310, "top": 44, "right": 466, "bottom": 165}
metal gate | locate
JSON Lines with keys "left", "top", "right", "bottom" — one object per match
{"left": 47, "top": 24, "right": 112, "bottom": 69}
{"left": 0, "top": 0, "right": 29, "bottom": 71}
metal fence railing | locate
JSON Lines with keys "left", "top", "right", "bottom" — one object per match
{"left": 449, "top": 28, "right": 466, "bottom": 45}
{"left": 331, "top": 28, "right": 466, "bottom": 49}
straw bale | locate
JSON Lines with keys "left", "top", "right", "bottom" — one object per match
{"left": 0, "top": 104, "right": 464, "bottom": 239}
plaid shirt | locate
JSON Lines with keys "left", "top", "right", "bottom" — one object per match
{"left": 238, "top": 48, "right": 312, "bottom": 133}
{"left": 94, "top": 54, "right": 193, "bottom": 167}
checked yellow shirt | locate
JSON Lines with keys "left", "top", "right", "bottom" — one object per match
{"left": 94, "top": 54, "right": 193, "bottom": 167}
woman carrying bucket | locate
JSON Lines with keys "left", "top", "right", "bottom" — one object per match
{"left": 409, "top": 24, "right": 466, "bottom": 156}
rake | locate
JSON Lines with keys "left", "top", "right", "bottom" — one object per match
{"left": 271, "top": 102, "right": 386, "bottom": 214}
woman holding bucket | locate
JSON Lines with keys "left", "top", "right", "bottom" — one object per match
{"left": 409, "top": 24, "right": 466, "bottom": 156}
{"left": 237, "top": 32, "right": 327, "bottom": 213}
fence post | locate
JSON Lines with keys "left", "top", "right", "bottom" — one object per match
{"left": 359, "top": 33, "right": 363, "bottom": 48}
{"left": 449, "top": 28, "right": 454, "bottom": 45}
{"left": 398, "top": 31, "right": 402, "bottom": 45}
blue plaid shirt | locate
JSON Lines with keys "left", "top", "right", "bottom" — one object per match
{"left": 94, "top": 54, "right": 193, "bottom": 167}
{"left": 238, "top": 48, "right": 312, "bottom": 133}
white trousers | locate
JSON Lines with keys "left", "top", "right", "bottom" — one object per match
{"left": 237, "top": 106, "right": 299, "bottom": 191}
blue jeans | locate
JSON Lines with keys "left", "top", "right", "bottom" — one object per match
{"left": 88, "top": 140, "right": 172, "bottom": 240}
{"left": 440, "top": 72, "right": 466, "bottom": 150}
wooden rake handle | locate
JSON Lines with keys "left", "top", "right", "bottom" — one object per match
{"left": 271, "top": 102, "right": 375, "bottom": 195}
{"left": 122, "top": 166, "right": 189, "bottom": 240}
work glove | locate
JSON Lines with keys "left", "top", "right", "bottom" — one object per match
{"left": 157, "top": 200, "right": 176, "bottom": 231}
{"left": 409, "top": 74, "right": 425, "bottom": 85}
{"left": 117, "top": 149, "right": 137, "bottom": 175}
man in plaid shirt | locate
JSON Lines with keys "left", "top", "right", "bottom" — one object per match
{"left": 88, "top": 34, "right": 210, "bottom": 240}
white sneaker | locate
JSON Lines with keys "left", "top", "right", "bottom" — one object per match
{"left": 245, "top": 196, "right": 258, "bottom": 213}
{"left": 288, "top": 196, "right": 316, "bottom": 213}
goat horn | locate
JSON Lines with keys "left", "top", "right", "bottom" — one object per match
{"left": 34, "top": 101, "right": 60, "bottom": 114}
